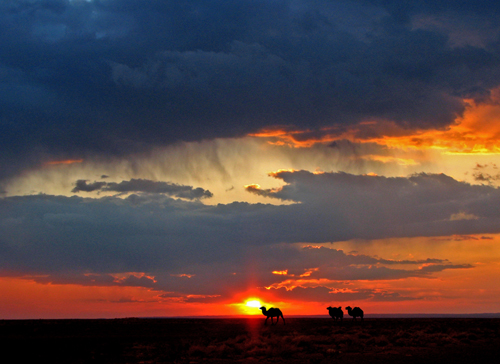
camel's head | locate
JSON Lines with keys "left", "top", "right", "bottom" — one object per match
{"left": 259, "top": 306, "right": 266, "bottom": 311}
{"left": 345, "top": 306, "right": 352, "bottom": 311}
{"left": 327, "top": 306, "right": 332, "bottom": 310}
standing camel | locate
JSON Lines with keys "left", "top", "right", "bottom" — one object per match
{"left": 327, "top": 306, "right": 343, "bottom": 321}
{"left": 345, "top": 306, "right": 364, "bottom": 321}
{"left": 259, "top": 306, "right": 285, "bottom": 325}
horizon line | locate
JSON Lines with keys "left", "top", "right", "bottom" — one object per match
{"left": 5, "top": 313, "right": 500, "bottom": 321}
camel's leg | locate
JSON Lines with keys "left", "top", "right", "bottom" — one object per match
{"left": 281, "top": 315, "right": 285, "bottom": 324}
{"left": 264, "top": 316, "right": 269, "bottom": 325}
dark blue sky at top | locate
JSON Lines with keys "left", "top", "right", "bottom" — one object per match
{"left": 2, "top": 0, "right": 500, "bottom": 181}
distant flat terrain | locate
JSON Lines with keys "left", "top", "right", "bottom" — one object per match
{"left": 1, "top": 317, "right": 499, "bottom": 363}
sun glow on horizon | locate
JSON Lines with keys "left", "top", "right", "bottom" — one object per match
{"left": 245, "top": 299, "right": 261, "bottom": 308}
{"left": 229, "top": 298, "right": 266, "bottom": 315}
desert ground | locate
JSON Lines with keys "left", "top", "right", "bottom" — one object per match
{"left": 1, "top": 317, "right": 499, "bottom": 363}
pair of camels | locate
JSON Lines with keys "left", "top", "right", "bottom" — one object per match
{"left": 327, "top": 306, "right": 364, "bottom": 321}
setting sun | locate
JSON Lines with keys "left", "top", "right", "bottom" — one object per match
{"left": 229, "top": 298, "right": 265, "bottom": 315}
{"left": 245, "top": 299, "right": 261, "bottom": 308}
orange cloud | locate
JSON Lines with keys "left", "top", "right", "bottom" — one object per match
{"left": 170, "top": 273, "right": 196, "bottom": 278}
{"left": 267, "top": 169, "right": 298, "bottom": 177}
{"left": 45, "top": 159, "right": 84, "bottom": 165}
{"left": 370, "top": 96, "right": 500, "bottom": 154}
{"left": 244, "top": 183, "right": 284, "bottom": 198}
{"left": 249, "top": 125, "right": 349, "bottom": 147}
{"left": 272, "top": 270, "right": 288, "bottom": 275}
{"left": 110, "top": 272, "right": 158, "bottom": 283}
{"left": 250, "top": 89, "right": 500, "bottom": 155}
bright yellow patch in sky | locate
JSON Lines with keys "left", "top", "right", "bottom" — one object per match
{"left": 245, "top": 299, "right": 261, "bottom": 308}
{"left": 229, "top": 298, "right": 265, "bottom": 315}
{"left": 272, "top": 270, "right": 288, "bottom": 275}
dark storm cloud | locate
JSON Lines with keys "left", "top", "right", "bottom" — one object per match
{"left": 72, "top": 179, "right": 107, "bottom": 192}
{"left": 103, "top": 179, "right": 213, "bottom": 199}
{"left": 2, "top": 171, "right": 500, "bottom": 275}
{"left": 2, "top": 0, "right": 500, "bottom": 181}
{"left": 248, "top": 170, "right": 500, "bottom": 239}
{"left": 253, "top": 245, "right": 449, "bottom": 278}
{"left": 265, "top": 286, "right": 419, "bottom": 302}
{"left": 245, "top": 245, "right": 470, "bottom": 284}
{"left": 0, "top": 170, "right": 495, "bottom": 299}
{"left": 472, "top": 163, "right": 500, "bottom": 185}
{"left": 71, "top": 178, "right": 213, "bottom": 199}
{"left": 308, "top": 263, "right": 473, "bottom": 281}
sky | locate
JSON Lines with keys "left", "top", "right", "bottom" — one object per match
{"left": 2, "top": 0, "right": 500, "bottom": 319}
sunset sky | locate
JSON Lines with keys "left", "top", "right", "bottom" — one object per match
{"left": 2, "top": 0, "right": 500, "bottom": 319}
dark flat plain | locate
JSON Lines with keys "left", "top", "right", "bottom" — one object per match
{"left": 1, "top": 318, "right": 499, "bottom": 363}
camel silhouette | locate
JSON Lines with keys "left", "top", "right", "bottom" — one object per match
{"left": 259, "top": 306, "right": 285, "bottom": 325}
{"left": 327, "top": 306, "right": 343, "bottom": 321}
{"left": 345, "top": 306, "right": 364, "bottom": 321}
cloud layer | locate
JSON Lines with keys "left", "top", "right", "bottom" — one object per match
{"left": 1, "top": 170, "right": 496, "bottom": 301}
{"left": 72, "top": 178, "right": 213, "bottom": 199}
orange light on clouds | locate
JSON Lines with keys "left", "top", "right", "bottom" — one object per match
{"left": 268, "top": 168, "right": 297, "bottom": 176}
{"left": 2, "top": 234, "right": 500, "bottom": 318}
{"left": 250, "top": 89, "right": 500, "bottom": 156}
{"left": 45, "top": 159, "right": 84, "bottom": 165}
{"left": 272, "top": 270, "right": 288, "bottom": 275}
{"left": 110, "top": 272, "right": 158, "bottom": 283}
{"left": 250, "top": 127, "right": 343, "bottom": 147}
{"left": 244, "top": 183, "right": 261, "bottom": 190}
